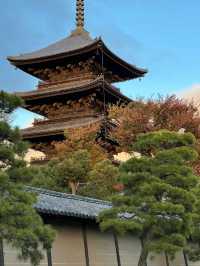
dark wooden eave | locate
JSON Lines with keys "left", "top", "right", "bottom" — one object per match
{"left": 21, "top": 115, "right": 103, "bottom": 141}
{"left": 16, "top": 77, "right": 131, "bottom": 112}
{"left": 8, "top": 33, "right": 147, "bottom": 82}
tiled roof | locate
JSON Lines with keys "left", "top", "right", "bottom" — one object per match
{"left": 16, "top": 77, "right": 131, "bottom": 102}
{"left": 27, "top": 187, "right": 111, "bottom": 220}
{"left": 21, "top": 116, "right": 103, "bottom": 139}
{"left": 8, "top": 32, "right": 95, "bottom": 62}
{"left": 8, "top": 33, "right": 147, "bottom": 81}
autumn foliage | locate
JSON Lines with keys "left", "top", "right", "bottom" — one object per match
{"left": 53, "top": 122, "right": 108, "bottom": 166}
{"left": 108, "top": 96, "right": 200, "bottom": 152}
{"left": 52, "top": 95, "right": 200, "bottom": 175}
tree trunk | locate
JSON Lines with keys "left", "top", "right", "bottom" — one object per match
{"left": 68, "top": 181, "right": 79, "bottom": 195}
{"left": 138, "top": 246, "right": 148, "bottom": 266}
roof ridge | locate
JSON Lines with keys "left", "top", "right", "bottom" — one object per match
{"left": 26, "top": 186, "right": 112, "bottom": 206}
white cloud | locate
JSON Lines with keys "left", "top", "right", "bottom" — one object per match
{"left": 179, "top": 84, "right": 200, "bottom": 108}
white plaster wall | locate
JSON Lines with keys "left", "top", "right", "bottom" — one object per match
{"left": 51, "top": 223, "right": 85, "bottom": 266}
{"left": 188, "top": 260, "right": 200, "bottom": 266}
{"left": 169, "top": 252, "right": 185, "bottom": 266}
{"left": 87, "top": 225, "right": 118, "bottom": 266}
{"left": 118, "top": 235, "right": 141, "bottom": 266}
{"left": 147, "top": 253, "right": 167, "bottom": 266}
{"left": 4, "top": 225, "right": 200, "bottom": 266}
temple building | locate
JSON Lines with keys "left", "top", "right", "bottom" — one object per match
{"left": 8, "top": 0, "right": 146, "bottom": 156}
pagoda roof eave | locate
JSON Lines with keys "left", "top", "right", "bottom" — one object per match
{"left": 21, "top": 115, "right": 104, "bottom": 140}
{"left": 7, "top": 37, "right": 100, "bottom": 66}
{"left": 100, "top": 39, "right": 147, "bottom": 77}
{"left": 16, "top": 78, "right": 132, "bottom": 105}
{"left": 8, "top": 36, "right": 147, "bottom": 79}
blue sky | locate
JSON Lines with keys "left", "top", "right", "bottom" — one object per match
{"left": 1, "top": 0, "right": 200, "bottom": 128}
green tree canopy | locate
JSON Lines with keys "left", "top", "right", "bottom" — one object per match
{"left": 30, "top": 152, "right": 119, "bottom": 200}
{"left": 0, "top": 91, "right": 55, "bottom": 266}
{"left": 80, "top": 160, "right": 119, "bottom": 200}
{"left": 99, "top": 130, "right": 200, "bottom": 266}
{"left": 31, "top": 150, "right": 91, "bottom": 195}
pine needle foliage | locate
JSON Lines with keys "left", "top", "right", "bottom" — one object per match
{"left": 0, "top": 91, "right": 55, "bottom": 266}
{"left": 99, "top": 130, "right": 200, "bottom": 266}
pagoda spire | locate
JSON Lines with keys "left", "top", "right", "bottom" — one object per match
{"left": 76, "top": 0, "right": 84, "bottom": 30}
{"left": 71, "top": 0, "right": 87, "bottom": 36}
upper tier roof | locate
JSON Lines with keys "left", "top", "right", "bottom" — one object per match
{"left": 8, "top": 31, "right": 94, "bottom": 62}
{"left": 7, "top": 31, "right": 147, "bottom": 82}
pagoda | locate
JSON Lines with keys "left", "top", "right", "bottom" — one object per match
{"left": 8, "top": 0, "right": 147, "bottom": 155}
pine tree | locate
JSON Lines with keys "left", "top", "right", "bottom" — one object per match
{"left": 30, "top": 151, "right": 91, "bottom": 195}
{"left": 187, "top": 185, "right": 200, "bottom": 261}
{"left": 30, "top": 153, "right": 119, "bottom": 200}
{"left": 99, "top": 130, "right": 200, "bottom": 266}
{"left": 0, "top": 91, "right": 55, "bottom": 266}
{"left": 80, "top": 160, "right": 119, "bottom": 200}
{"left": 29, "top": 159, "right": 68, "bottom": 193}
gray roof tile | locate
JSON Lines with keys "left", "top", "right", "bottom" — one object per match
{"left": 27, "top": 187, "right": 111, "bottom": 220}
{"left": 8, "top": 32, "right": 96, "bottom": 61}
{"left": 22, "top": 116, "right": 103, "bottom": 139}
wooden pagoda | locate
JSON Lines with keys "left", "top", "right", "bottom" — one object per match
{"left": 8, "top": 0, "right": 147, "bottom": 155}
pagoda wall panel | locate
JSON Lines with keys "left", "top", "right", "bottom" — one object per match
{"left": 28, "top": 92, "right": 104, "bottom": 119}
{"left": 34, "top": 57, "right": 101, "bottom": 83}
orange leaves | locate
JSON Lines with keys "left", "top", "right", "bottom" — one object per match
{"left": 53, "top": 122, "right": 107, "bottom": 166}
{"left": 108, "top": 96, "right": 200, "bottom": 152}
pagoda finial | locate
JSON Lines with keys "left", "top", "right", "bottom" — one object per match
{"left": 76, "top": 0, "right": 84, "bottom": 30}
{"left": 71, "top": 0, "right": 88, "bottom": 36}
